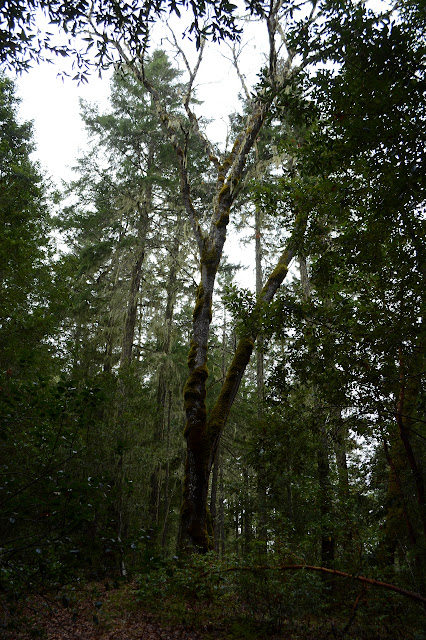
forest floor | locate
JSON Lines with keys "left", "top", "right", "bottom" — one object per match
{"left": 3, "top": 581, "right": 284, "bottom": 640}
{"left": 2, "top": 579, "right": 422, "bottom": 640}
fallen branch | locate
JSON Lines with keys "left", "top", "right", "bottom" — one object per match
{"left": 201, "top": 564, "right": 426, "bottom": 606}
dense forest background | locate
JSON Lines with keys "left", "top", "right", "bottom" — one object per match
{"left": 1, "top": 0, "right": 425, "bottom": 638}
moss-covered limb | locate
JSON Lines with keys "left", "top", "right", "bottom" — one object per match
{"left": 207, "top": 336, "right": 255, "bottom": 460}
{"left": 192, "top": 283, "right": 205, "bottom": 323}
{"left": 258, "top": 246, "right": 294, "bottom": 304}
{"left": 228, "top": 103, "right": 267, "bottom": 186}
{"left": 184, "top": 364, "right": 208, "bottom": 434}
{"left": 215, "top": 207, "right": 230, "bottom": 230}
{"left": 258, "top": 209, "right": 308, "bottom": 305}
{"left": 200, "top": 241, "right": 220, "bottom": 273}
{"left": 219, "top": 132, "right": 245, "bottom": 180}
{"left": 205, "top": 224, "right": 306, "bottom": 464}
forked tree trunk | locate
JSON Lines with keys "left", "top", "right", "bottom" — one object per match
{"left": 136, "top": 26, "right": 299, "bottom": 552}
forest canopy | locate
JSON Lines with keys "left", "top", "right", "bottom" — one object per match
{"left": 0, "top": 1, "right": 425, "bottom": 638}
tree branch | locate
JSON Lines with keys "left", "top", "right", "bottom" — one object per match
{"left": 206, "top": 212, "right": 305, "bottom": 459}
{"left": 169, "top": 27, "right": 221, "bottom": 171}
{"left": 201, "top": 564, "right": 426, "bottom": 606}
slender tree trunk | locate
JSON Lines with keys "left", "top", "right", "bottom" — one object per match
{"left": 219, "top": 460, "right": 225, "bottom": 557}
{"left": 121, "top": 246, "right": 146, "bottom": 366}
{"left": 318, "top": 423, "right": 335, "bottom": 568}
{"left": 120, "top": 194, "right": 150, "bottom": 368}
{"left": 210, "top": 446, "right": 219, "bottom": 543}
{"left": 210, "top": 300, "right": 227, "bottom": 549}
{"left": 334, "top": 414, "right": 349, "bottom": 496}
{"left": 255, "top": 203, "right": 267, "bottom": 554}
{"left": 161, "top": 390, "right": 173, "bottom": 549}
{"left": 299, "top": 255, "right": 335, "bottom": 570}
{"left": 149, "top": 234, "right": 180, "bottom": 531}
{"left": 243, "top": 467, "right": 251, "bottom": 553}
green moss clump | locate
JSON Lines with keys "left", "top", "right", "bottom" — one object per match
{"left": 215, "top": 207, "right": 230, "bottom": 229}
{"left": 218, "top": 182, "right": 230, "bottom": 203}
{"left": 184, "top": 363, "right": 208, "bottom": 402}
{"left": 219, "top": 156, "right": 232, "bottom": 173}
{"left": 271, "top": 260, "right": 289, "bottom": 283}
{"left": 187, "top": 339, "right": 197, "bottom": 370}
{"left": 192, "top": 283, "right": 205, "bottom": 321}
{"left": 201, "top": 244, "right": 218, "bottom": 270}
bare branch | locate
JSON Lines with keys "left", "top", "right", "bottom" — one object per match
{"left": 169, "top": 27, "right": 221, "bottom": 171}
{"left": 228, "top": 42, "right": 252, "bottom": 103}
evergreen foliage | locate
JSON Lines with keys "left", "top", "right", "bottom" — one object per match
{"left": 1, "top": 1, "right": 425, "bottom": 636}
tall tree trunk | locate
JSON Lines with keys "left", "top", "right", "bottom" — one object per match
{"left": 210, "top": 446, "right": 219, "bottom": 544}
{"left": 299, "top": 255, "right": 335, "bottom": 569}
{"left": 255, "top": 202, "right": 267, "bottom": 553}
{"left": 149, "top": 234, "right": 181, "bottom": 531}
{"left": 138, "top": 38, "right": 297, "bottom": 552}
{"left": 318, "top": 422, "right": 335, "bottom": 569}
{"left": 333, "top": 412, "right": 354, "bottom": 560}
{"left": 161, "top": 390, "right": 173, "bottom": 549}
{"left": 120, "top": 246, "right": 146, "bottom": 366}
{"left": 219, "top": 459, "right": 225, "bottom": 557}
{"left": 120, "top": 195, "right": 151, "bottom": 367}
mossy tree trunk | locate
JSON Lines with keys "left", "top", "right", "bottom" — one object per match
{"left": 122, "top": 4, "right": 305, "bottom": 553}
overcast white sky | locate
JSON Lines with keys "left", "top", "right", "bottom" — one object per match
{"left": 13, "top": 14, "right": 269, "bottom": 287}
{"left": 15, "top": 14, "right": 267, "bottom": 186}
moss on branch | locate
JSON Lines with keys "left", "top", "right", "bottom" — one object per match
{"left": 207, "top": 336, "right": 255, "bottom": 440}
{"left": 192, "top": 283, "right": 205, "bottom": 321}
{"left": 218, "top": 182, "right": 230, "bottom": 203}
{"left": 187, "top": 339, "right": 197, "bottom": 370}
{"left": 216, "top": 207, "right": 230, "bottom": 229}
